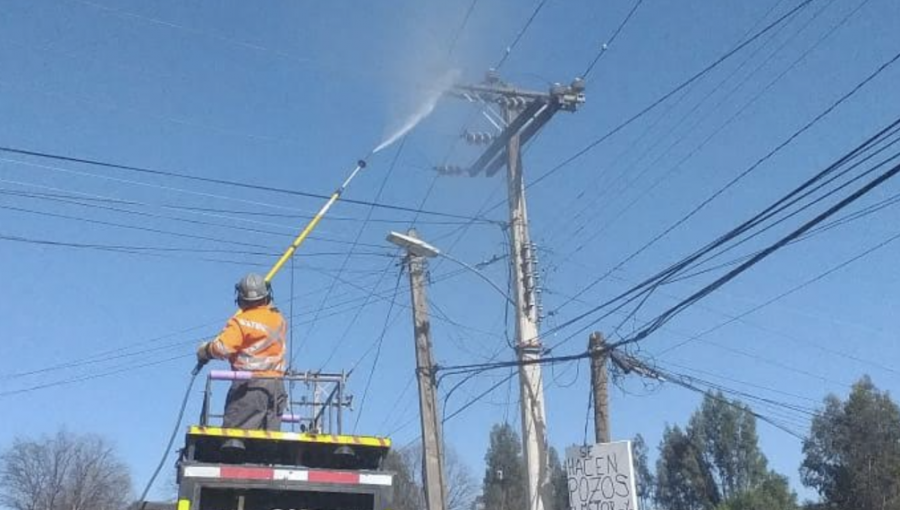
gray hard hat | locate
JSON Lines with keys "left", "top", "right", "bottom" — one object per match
{"left": 235, "top": 273, "right": 271, "bottom": 303}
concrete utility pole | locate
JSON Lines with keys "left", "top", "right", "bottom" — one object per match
{"left": 443, "top": 73, "right": 585, "bottom": 510}
{"left": 503, "top": 103, "right": 552, "bottom": 510}
{"left": 589, "top": 332, "right": 610, "bottom": 443}
{"left": 396, "top": 229, "right": 447, "bottom": 510}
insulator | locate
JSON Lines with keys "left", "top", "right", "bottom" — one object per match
{"left": 571, "top": 77, "right": 586, "bottom": 92}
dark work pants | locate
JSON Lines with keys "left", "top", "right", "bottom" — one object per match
{"left": 223, "top": 379, "right": 287, "bottom": 431}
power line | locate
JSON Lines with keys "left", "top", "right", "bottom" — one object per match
{"left": 0, "top": 184, "right": 390, "bottom": 250}
{"left": 551, "top": 46, "right": 900, "bottom": 314}
{"left": 0, "top": 203, "right": 275, "bottom": 250}
{"left": 454, "top": 117, "right": 900, "bottom": 359}
{"left": 0, "top": 279, "right": 410, "bottom": 396}
{"left": 616, "top": 353, "right": 818, "bottom": 423}
{"left": 657, "top": 227, "right": 900, "bottom": 359}
{"left": 651, "top": 365, "right": 809, "bottom": 440}
{"left": 666, "top": 188, "right": 900, "bottom": 283}
{"left": 581, "top": 0, "right": 646, "bottom": 78}
{"left": 70, "top": 0, "right": 312, "bottom": 67}
{"left": 0, "top": 231, "right": 388, "bottom": 259}
{"left": 598, "top": 130, "right": 900, "bottom": 334}
{"left": 558, "top": 0, "right": 874, "bottom": 261}
{"left": 0, "top": 182, "right": 477, "bottom": 226}
{"left": 301, "top": 137, "right": 406, "bottom": 347}
{"left": 543, "top": 284, "right": 852, "bottom": 388}
{"left": 495, "top": 0, "right": 550, "bottom": 70}
{"left": 608, "top": 157, "right": 900, "bottom": 352}
{"left": 447, "top": 0, "right": 481, "bottom": 58}
{"left": 352, "top": 267, "right": 406, "bottom": 431}
{"left": 442, "top": 372, "right": 516, "bottom": 424}
{"left": 0, "top": 145, "right": 497, "bottom": 222}
{"left": 553, "top": 0, "right": 850, "bottom": 251}
{"left": 0, "top": 353, "right": 192, "bottom": 398}
{"left": 0, "top": 277, "right": 382, "bottom": 375}
{"left": 520, "top": 0, "right": 814, "bottom": 192}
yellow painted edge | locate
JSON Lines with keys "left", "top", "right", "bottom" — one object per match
{"left": 177, "top": 499, "right": 190, "bottom": 510}
{"left": 188, "top": 426, "right": 392, "bottom": 447}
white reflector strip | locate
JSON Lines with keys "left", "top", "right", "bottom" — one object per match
{"left": 274, "top": 469, "right": 309, "bottom": 481}
{"left": 183, "top": 466, "right": 222, "bottom": 478}
{"left": 359, "top": 473, "right": 393, "bottom": 486}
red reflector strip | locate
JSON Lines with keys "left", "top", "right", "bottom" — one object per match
{"left": 220, "top": 466, "right": 274, "bottom": 480}
{"left": 307, "top": 471, "right": 360, "bottom": 484}
{"left": 183, "top": 466, "right": 390, "bottom": 486}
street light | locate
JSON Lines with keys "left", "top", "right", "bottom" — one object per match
{"left": 386, "top": 230, "right": 515, "bottom": 307}
{"left": 386, "top": 231, "right": 440, "bottom": 258}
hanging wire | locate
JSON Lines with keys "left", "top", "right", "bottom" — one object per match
{"left": 288, "top": 256, "right": 297, "bottom": 432}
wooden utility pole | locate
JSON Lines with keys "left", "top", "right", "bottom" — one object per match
{"left": 403, "top": 229, "right": 448, "bottom": 510}
{"left": 589, "top": 332, "right": 610, "bottom": 443}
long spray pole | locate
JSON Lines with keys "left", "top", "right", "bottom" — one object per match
{"left": 192, "top": 158, "right": 369, "bottom": 375}
{"left": 264, "top": 159, "right": 368, "bottom": 282}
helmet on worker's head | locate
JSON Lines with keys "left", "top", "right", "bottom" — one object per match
{"left": 235, "top": 273, "right": 272, "bottom": 308}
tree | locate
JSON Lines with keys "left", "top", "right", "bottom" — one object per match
{"left": 0, "top": 430, "right": 132, "bottom": 510}
{"left": 391, "top": 444, "right": 479, "bottom": 510}
{"left": 800, "top": 376, "right": 900, "bottom": 510}
{"left": 715, "top": 472, "right": 797, "bottom": 510}
{"left": 689, "top": 394, "right": 767, "bottom": 501}
{"left": 445, "top": 448, "right": 479, "bottom": 510}
{"left": 384, "top": 449, "right": 424, "bottom": 510}
{"left": 482, "top": 423, "right": 527, "bottom": 510}
{"left": 633, "top": 434, "right": 655, "bottom": 509}
{"left": 655, "top": 393, "right": 797, "bottom": 510}
{"left": 656, "top": 425, "right": 718, "bottom": 510}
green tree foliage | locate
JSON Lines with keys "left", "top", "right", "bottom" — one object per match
{"left": 655, "top": 392, "right": 797, "bottom": 510}
{"left": 690, "top": 394, "right": 767, "bottom": 500}
{"left": 633, "top": 434, "right": 655, "bottom": 509}
{"left": 714, "top": 472, "right": 797, "bottom": 510}
{"left": 656, "top": 425, "right": 719, "bottom": 510}
{"left": 800, "top": 376, "right": 900, "bottom": 510}
{"left": 482, "top": 423, "right": 528, "bottom": 510}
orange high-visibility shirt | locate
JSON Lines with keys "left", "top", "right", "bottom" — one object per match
{"left": 209, "top": 305, "right": 286, "bottom": 377}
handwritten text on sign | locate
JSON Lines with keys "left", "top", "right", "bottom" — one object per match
{"left": 565, "top": 441, "right": 638, "bottom": 510}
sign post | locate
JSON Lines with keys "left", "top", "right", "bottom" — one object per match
{"left": 565, "top": 441, "right": 638, "bottom": 510}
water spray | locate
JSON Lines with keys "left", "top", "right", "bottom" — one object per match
{"left": 373, "top": 68, "right": 460, "bottom": 154}
{"left": 141, "top": 79, "right": 453, "bottom": 508}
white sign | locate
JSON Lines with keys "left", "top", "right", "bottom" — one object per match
{"left": 565, "top": 441, "right": 638, "bottom": 510}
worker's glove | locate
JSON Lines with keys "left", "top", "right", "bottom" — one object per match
{"left": 196, "top": 342, "right": 213, "bottom": 363}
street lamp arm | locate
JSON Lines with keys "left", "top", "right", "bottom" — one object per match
{"left": 437, "top": 252, "right": 516, "bottom": 308}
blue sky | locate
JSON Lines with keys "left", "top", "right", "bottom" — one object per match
{"left": 2, "top": 0, "right": 899, "bottom": 504}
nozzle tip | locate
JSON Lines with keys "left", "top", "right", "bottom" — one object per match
{"left": 358, "top": 159, "right": 367, "bottom": 169}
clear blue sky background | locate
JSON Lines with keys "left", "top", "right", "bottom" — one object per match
{"left": 1, "top": 0, "right": 899, "bottom": 504}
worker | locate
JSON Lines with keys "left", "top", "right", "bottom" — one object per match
{"left": 197, "top": 273, "right": 288, "bottom": 442}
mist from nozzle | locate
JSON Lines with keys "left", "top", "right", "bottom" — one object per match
{"left": 373, "top": 69, "right": 460, "bottom": 154}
